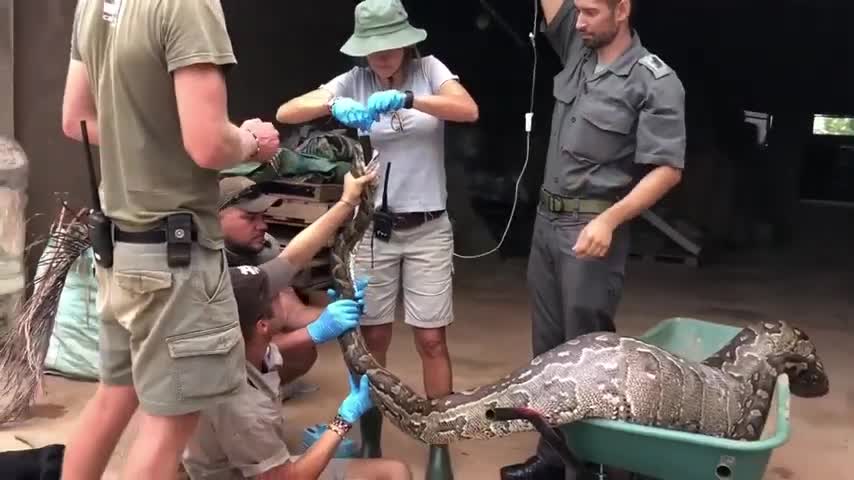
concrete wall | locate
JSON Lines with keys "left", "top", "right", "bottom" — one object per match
{"left": 14, "top": 1, "right": 82, "bottom": 281}
{"left": 0, "top": 0, "right": 13, "bottom": 137}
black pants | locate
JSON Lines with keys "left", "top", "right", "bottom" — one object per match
{"left": 526, "top": 210, "right": 630, "bottom": 478}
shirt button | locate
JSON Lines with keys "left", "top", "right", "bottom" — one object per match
{"left": 571, "top": 117, "right": 576, "bottom": 123}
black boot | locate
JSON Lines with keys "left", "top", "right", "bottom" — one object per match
{"left": 359, "top": 407, "right": 383, "bottom": 458}
{"left": 500, "top": 456, "right": 565, "bottom": 480}
{"left": 425, "top": 444, "right": 453, "bottom": 480}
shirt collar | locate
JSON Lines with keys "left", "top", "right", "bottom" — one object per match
{"left": 246, "top": 344, "right": 284, "bottom": 400}
{"left": 590, "top": 30, "right": 647, "bottom": 78}
{"left": 264, "top": 343, "right": 284, "bottom": 370}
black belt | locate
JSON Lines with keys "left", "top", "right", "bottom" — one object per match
{"left": 114, "top": 227, "right": 198, "bottom": 244}
{"left": 392, "top": 210, "right": 445, "bottom": 230}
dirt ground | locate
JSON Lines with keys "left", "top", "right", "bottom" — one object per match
{"left": 1, "top": 205, "right": 852, "bottom": 480}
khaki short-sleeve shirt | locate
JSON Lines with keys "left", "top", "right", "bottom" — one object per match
{"left": 541, "top": 0, "right": 687, "bottom": 201}
{"left": 182, "top": 345, "right": 292, "bottom": 479}
{"left": 71, "top": 0, "right": 237, "bottom": 249}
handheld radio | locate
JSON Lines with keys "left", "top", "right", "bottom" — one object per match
{"left": 372, "top": 162, "right": 393, "bottom": 242}
{"left": 357, "top": 133, "right": 393, "bottom": 242}
{"left": 81, "top": 121, "right": 114, "bottom": 268}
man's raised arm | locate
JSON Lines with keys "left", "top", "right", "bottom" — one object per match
{"left": 540, "top": 0, "right": 583, "bottom": 65}
{"left": 542, "top": 0, "right": 567, "bottom": 25}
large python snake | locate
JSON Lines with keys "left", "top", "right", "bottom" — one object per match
{"left": 330, "top": 146, "right": 830, "bottom": 446}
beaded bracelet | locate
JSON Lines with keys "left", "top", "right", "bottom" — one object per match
{"left": 328, "top": 415, "right": 353, "bottom": 438}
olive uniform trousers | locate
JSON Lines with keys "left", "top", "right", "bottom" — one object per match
{"left": 526, "top": 209, "right": 631, "bottom": 476}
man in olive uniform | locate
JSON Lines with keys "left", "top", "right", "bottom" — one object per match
{"left": 501, "top": 0, "right": 686, "bottom": 479}
{"left": 60, "top": 1, "right": 280, "bottom": 479}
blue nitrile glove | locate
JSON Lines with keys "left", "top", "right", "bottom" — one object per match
{"left": 337, "top": 374, "right": 374, "bottom": 423}
{"left": 306, "top": 299, "right": 361, "bottom": 344}
{"left": 330, "top": 97, "right": 374, "bottom": 132}
{"left": 326, "top": 277, "right": 369, "bottom": 307}
{"left": 367, "top": 90, "right": 407, "bottom": 117}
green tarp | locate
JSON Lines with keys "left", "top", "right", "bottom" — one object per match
{"left": 221, "top": 129, "right": 362, "bottom": 184}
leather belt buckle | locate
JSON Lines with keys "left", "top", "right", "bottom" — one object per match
{"left": 548, "top": 195, "right": 562, "bottom": 213}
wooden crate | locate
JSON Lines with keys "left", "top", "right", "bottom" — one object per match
{"left": 265, "top": 179, "right": 342, "bottom": 203}
{"left": 265, "top": 198, "right": 334, "bottom": 226}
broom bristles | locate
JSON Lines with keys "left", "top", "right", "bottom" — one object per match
{"left": 0, "top": 205, "right": 92, "bottom": 425}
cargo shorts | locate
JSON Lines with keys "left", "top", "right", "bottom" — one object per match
{"left": 353, "top": 212, "right": 454, "bottom": 329}
{"left": 94, "top": 241, "right": 245, "bottom": 416}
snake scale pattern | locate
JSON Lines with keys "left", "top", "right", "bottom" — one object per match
{"left": 330, "top": 146, "right": 830, "bottom": 446}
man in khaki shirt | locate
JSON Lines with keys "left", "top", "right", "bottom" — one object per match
{"left": 182, "top": 266, "right": 411, "bottom": 480}
{"left": 61, "top": 1, "right": 279, "bottom": 479}
{"left": 218, "top": 177, "right": 328, "bottom": 388}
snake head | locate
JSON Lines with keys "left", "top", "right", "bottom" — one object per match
{"left": 767, "top": 322, "right": 829, "bottom": 398}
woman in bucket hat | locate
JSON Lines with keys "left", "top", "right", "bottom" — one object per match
{"left": 277, "top": 0, "right": 478, "bottom": 477}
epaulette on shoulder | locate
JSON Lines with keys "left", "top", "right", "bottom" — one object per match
{"left": 638, "top": 54, "right": 673, "bottom": 80}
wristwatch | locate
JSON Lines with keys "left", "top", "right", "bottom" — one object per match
{"left": 403, "top": 90, "right": 415, "bottom": 109}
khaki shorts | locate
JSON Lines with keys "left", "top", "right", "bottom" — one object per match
{"left": 353, "top": 213, "right": 454, "bottom": 329}
{"left": 95, "top": 241, "right": 245, "bottom": 416}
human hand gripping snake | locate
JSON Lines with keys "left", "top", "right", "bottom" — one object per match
{"left": 330, "top": 144, "right": 830, "bottom": 446}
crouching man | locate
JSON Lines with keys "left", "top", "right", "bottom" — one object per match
{"left": 183, "top": 170, "right": 411, "bottom": 479}
{"left": 218, "top": 176, "right": 328, "bottom": 385}
{"left": 182, "top": 266, "right": 410, "bottom": 480}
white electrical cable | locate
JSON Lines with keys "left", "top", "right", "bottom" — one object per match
{"left": 454, "top": 0, "right": 539, "bottom": 259}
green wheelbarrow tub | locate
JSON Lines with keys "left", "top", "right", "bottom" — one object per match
{"left": 559, "top": 318, "right": 792, "bottom": 480}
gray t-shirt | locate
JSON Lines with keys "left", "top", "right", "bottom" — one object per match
{"left": 321, "top": 55, "right": 459, "bottom": 213}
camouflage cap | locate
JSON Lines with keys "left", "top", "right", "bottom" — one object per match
{"left": 218, "top": 176, "right": 283, "bottom": 213}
